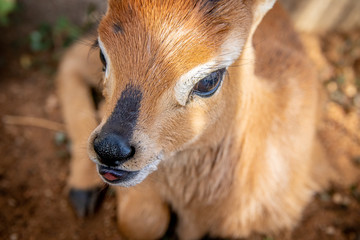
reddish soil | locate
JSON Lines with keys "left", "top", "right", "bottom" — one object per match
{"left": 0, "top": 29, "right": 120, "bottom": 240}
{"left": 0, "top": 25, "right": 359, "bottom": 240}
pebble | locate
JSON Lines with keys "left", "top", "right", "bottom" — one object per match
{"left": 8, "top": 198, "right": 17, "bottom": 207}
{"left": 10, "top": 233, "right": 18, "bottom": 240}
{"left": 54, "top": 132, "right": 67, "bottom": 146}
{"left": 44, "top": 189, "right": 53, "bottom": 198}
{"left": 327, "top": 82, "right": 338, "bottom": 92}
{"left": 332, "top": 193, "right": 351, "bottom": 205}
{"left": 345, "top": 84, "right": 357, "bottom": 98}
{"left": 325, "top": 226, "right": 335, "bottom": 235}
{"left": 45, "top": 94, "right": 59, "bottom": 113}
{"left": 19, "top": 54, "right": 32, "bottom": 69}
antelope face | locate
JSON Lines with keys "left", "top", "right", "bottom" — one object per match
{"left": 88, "top": 0, "right": 267, "bottom": 186}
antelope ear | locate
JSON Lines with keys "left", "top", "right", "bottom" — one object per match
{"left": 251, "top": 0, "right": 276, "bottom": 30}
{"left": 244, "top": 0, "right": 276, "bottom": 40}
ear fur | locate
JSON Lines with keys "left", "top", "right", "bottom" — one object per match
{"left": 253, "top": 0, "right": 277, "bottom": 23}
{"left": 250, "top": 0, "right": 276, "bottom": 35}
{"left": 239, "top": 0, "right": 276, "bottom": 85}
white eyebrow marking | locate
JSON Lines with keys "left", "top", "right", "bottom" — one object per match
{"left": 98, "top": 37, "right": 111, "bottom": 81}
{"left": 174, "top": 36, "right": 245, "bottom": 105}
{"left": 174, "top": 59, "right": 219, "bottom": 105}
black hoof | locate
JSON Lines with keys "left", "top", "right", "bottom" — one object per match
{"left": 68, "top": 186, "right": 108, "bottom": 217}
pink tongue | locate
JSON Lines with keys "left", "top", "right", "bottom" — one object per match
{"left": 103, "top": 172, "right": 119, "bottom": 181}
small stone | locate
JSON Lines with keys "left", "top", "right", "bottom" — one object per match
{"left": 332, "top": 193, "right": 343, "bottom": 204}
{"left": 19, "top": 54, "right": 32, "bottom": 69}
{"left": 54, "top": 132, "right": 67, "bottom": 146}
{"left": 344, "top": 84, "right": 357, "bottom": 98}
{"left": 10, "top": 233, "right": 18, "bottom": 240}
{"left": 45, "top": 94, "right": 59, "bottom": 113}
{"left": 332, "top": 193, "right": 350, "bottom": 206}
{"left": 327, "top": 82, "right": 338, "bottom": 93}
{"left": 8, "top": 198, "right": 16, "bottom": 207}
{"left": 44, "top": 189, "right": 53, "bottom": 198}
{"left": 325, "top": 226, "right": 335, "bottom": 235}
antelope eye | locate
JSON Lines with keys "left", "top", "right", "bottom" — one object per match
{"left": 99, "top": 50, "right": 107, "bottom": 71}
{"left": 193, "top": 68, "right": 226, "bottom": 97}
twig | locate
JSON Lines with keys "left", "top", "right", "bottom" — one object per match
{"left": 2, "top": 115, "right": 65, "bottom": 132}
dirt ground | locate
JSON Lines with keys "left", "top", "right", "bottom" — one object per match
{"left": 0, "top": 16, "right": 360, "bottom": 240}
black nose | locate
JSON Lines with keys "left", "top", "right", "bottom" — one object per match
{"left": 93, "top": 133, "right": 135, "bottom": 167}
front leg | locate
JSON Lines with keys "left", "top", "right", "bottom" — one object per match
{"left": 116, "top": 177, "right": 170, "bottom": 240}
{"left": 175, "top": 209, "right": 208, "bottom": 240}
{"left": 57, "top": 41, "right": 105, "bottom": 216}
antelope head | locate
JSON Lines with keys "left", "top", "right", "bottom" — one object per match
{"left": 88, "top": 0, "right": 276, "bottom": 186}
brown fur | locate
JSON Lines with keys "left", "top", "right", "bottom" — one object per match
{"left": 56, "top": 0, "right": 360, "bottom": 239}
{"left": 57, "top": 43, "right": 103, "bottom": 189}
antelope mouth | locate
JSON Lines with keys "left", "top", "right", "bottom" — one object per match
{"left": 98, "top": 165, "right": 139, "bottom": 184}
{"left": 93, "top": 152, "right": 164, "bottom": 187}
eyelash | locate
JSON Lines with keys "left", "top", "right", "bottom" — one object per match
{"left": 99, "top": 50, "right": 107, "bottom": 72}
{"left": 192, "top": 68, "right": 226, "bottom": 98}
{"left": 91, "top": 39, "right": 107, "bottom": 72}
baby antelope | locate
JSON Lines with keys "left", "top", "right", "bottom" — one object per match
{"left": 57, "top": 0, "right": 360, "bottom": 239}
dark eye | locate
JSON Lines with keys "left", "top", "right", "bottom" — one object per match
{"left": 99, "top": 50, "right": 107, "bottom": 72}
{"left": 193, "top": 68, "right": 226, "bottom": 97}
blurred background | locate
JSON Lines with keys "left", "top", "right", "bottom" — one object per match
{"left": 0, "top": 0, "right": 359, "bottom": 239}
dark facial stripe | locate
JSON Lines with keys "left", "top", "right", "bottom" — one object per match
{"left": 102, "top": 84, "right": 142, "bottom": 140}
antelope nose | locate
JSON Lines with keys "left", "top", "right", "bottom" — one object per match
{"left": 93, "top": 133, "right": 135, "bottom": 167}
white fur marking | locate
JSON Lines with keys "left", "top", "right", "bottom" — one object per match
{"left": 174, "top": 37, "right": 244, "bottom": 105}
{"left": 254, "top": 0, "right": 276, "bottom": 22}
{"left": 175, "top": 59, "right": 218, "bottom": 105}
